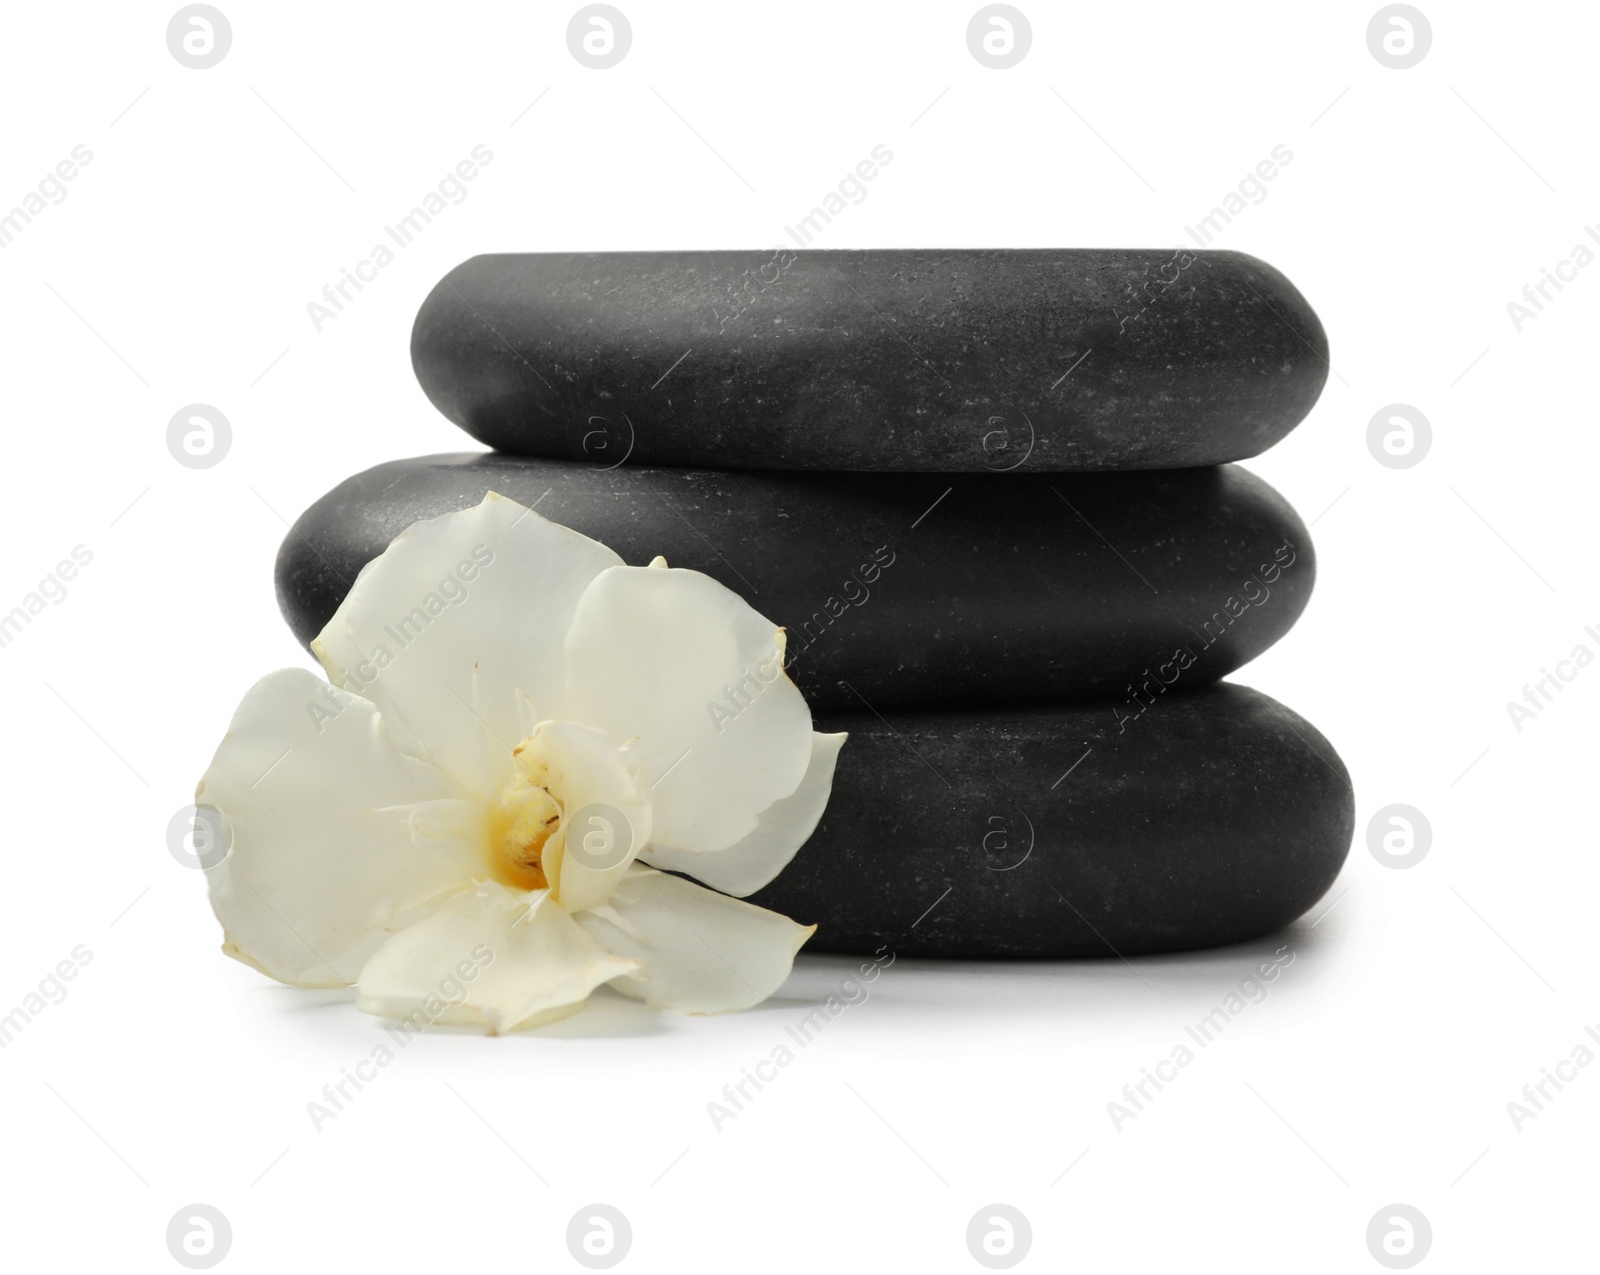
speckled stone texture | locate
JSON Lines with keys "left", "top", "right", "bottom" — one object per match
{"left": 410, "top": 248, "right": 1329, "bottom": 473}
{"left": 748, "top": 683, "right": 1353, "bottom": 958}
{"left": 275, "top": 454, "right": 1315, "bottom": 712}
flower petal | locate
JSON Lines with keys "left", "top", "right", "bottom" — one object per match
{"left": 311, "top": 493, "right": 623, "bottom": 796}
{"left": 198, "top": 668, "right": 476, "bottom": 987}
{"left": 641, "top": 731, "right": 845, "bottom": 896}
{"left": 557, "top": 565, "right": 814, "bottom": 853}
{"left": 357, "top": 881, "right": 640, "bottom": 1033}
{"left": 517, "top": 719, "right": 653, "bottom": 913}
{"left": 575, "top": 867, "right": 814, "bottom": 1013}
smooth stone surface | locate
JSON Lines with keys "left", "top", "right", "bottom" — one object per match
{"left": 411, "top": 248, "right": 1329, "bottom": 472}
{"left": 749, "top": 683, "right": 1353, "bottom": 958}
{"left": 276, "top": 454, "right": 1315, "bottom": 712}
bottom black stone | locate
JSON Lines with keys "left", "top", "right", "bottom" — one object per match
{"left": 749, "top": 683, "right": 1352, "bottom": 958}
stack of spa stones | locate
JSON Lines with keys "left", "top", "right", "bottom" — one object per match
{"left": 278, "top": 249, "right": 1353, "bottom": 959}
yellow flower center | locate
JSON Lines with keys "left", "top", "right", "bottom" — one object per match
{"left": 485, "top": 744, "right": 564, "bottom": 892}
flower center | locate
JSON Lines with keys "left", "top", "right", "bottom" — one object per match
{"left": 485, "top": 747, "right": 563, "bottom": 892}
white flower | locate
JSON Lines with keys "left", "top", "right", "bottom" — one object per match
{"left": 196, "top": 492, "right": 844, "bottom": 1031}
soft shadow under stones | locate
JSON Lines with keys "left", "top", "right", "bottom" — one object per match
{"left": 771, "top": 919, "right": 1344, "bottom": 1024}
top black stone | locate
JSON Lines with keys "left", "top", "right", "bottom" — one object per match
{"left": 411, "top": 248, "right": 1329, "bottom": 473}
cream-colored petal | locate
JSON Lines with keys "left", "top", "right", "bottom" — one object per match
{"left": 575, "top": 867, "right": 814, "bottom": 1013}
{"left": 198, "top": 668, "right": 476, "bottom": 988}
{"left": 356, "top": 882, "right": 639, "bottom": 1033}
{"left": 641, "top": 731, "right": 845, "bottom": 896}
{"left": 556, "top": 565, "right": 814, "bottom": 854}
{"left": 311, "top": 493, "right": 623, "bottom": 798}
{"left": 511, "top": 719, "right": 653, "bottom": 914}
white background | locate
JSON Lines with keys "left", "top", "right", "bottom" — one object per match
{"left": 1, "top": 1, "right": 1592, "bottom": 1269}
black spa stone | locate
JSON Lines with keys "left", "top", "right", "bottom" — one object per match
{"left": 749, "top": 683, "right": 1353, "bottom": 958}
{"left": 410, "top": 248, "right": 1328, "bottom": 472}
{"left": 275, "top": 454, "right": 1315, "bottom": 712}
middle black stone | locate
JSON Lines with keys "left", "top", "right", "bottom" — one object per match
{"left": 276, "top": 453, "right": 1314, "bottom": 713}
